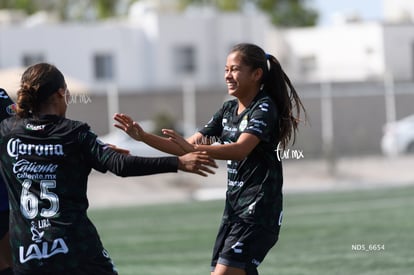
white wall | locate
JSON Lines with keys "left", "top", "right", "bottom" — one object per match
{"left": 383, "top": 24, "right": 414, "bottom": 81}
{"left": 0, "top": 9, "right": 272, "bottom": 94}
{"left": 0, "top": 22, "right": 149, "bottom": 93}
{"left": 281, "top": 22, "right": 385, "bottom": 82}
{"left": 1, "top": 9, "right": 413, "bottom": 94}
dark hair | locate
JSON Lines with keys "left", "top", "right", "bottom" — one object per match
{"left": 229, "top": 43, "right": 307, "bottom": 149}
{"left": 16, "top": 63, "right": 65, "bottom": 118}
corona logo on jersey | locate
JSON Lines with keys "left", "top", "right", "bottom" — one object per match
{"left": 19, "top": 221, "right": 69, "bottom": 263}
{"left": 7, "top": 138, "right": 64, "bottom": 159}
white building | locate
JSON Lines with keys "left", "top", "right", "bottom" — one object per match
{"left": 0, "top": 0, "right": 414, "bottom": 95}
{"left": 277, "top": 22, "right": 386, "bottom": 83}
{"left": 0, "top": 2, "right": 271, "bottom": 94}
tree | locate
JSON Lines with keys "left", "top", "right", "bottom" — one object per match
{"left": 256, "top": 0, "right": 318, "bottom": 27}
{"left": 0, "top": 0, "right": 121, "bottom": 20}
{"left": 0, "top": 0, "right": 318, "bottom": 26}
{"left": 0, "top": 0, "right": 37, "bottom": 14}
{"left": 178, "top": 0, "right": 318, "bottom": 27}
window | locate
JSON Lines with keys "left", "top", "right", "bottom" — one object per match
{"left": 94, "top": 53, "right": 114, "bottom": 80}
{"left": 22, "top": 53, "right": 45, "bottom": 66}
{"left": 173, "top": 46, "right": 196, "bottom": 75}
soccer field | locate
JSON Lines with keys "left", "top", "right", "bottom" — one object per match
{"left": 90, "top": 185, "right": 414, "bottom": 275}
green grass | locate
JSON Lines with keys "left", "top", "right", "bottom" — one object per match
{"left": 89, "top": 185, "right": 414, "bottom": 275}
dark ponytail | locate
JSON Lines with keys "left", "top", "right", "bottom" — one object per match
{"left": 17, "top": 63, "right": 65, "bottom": 118}
{"left": 230, "top": 43, "right": 307, "bottom": 149}
{"left": 264, "top": 53, "right": 306, "bottom": 148}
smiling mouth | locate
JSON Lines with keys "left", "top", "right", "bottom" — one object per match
{"left": 227, "top": 82, "right": 237, "bottom": 89}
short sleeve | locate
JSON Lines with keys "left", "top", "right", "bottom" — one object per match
{"left": 199, "top": 103, "right": 226, "bottom": 137}
{"left": 243, "top": 99, "right": 278, "bottom": 143}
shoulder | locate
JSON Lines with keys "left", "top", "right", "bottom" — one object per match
{"left": 0, "top": 116, "right": 20, "bottom": 135}
{"left": 221, "top": 98, "right": 237, "bottom": 113}
{"left": 55, "top": 118, "right": 92, "bottom": 140}
{"left": 251, "top": 93, "right": 277, "bottom": 113}
{"left": 63, "top": 118, "right": 90, "bottom": 132}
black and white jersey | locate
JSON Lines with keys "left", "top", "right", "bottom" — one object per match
{"left": 0, "top": 114, "right": 178, "bottom": 273}
{"left": 199, "top": 91, "right": 283, "bottom": 232}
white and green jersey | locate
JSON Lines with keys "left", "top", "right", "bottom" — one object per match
{"left": 200, "top": 91, "right": 283, "bottom": 232}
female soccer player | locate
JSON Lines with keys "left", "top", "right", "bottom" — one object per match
{"left": 0, "top": 88, "right": 14, "bottom": 275}
{"left": 114, "top": 43, "right": 306, "bottom": 275}
{"left": 0, "top": 63, "right": 217, "bottom": 275}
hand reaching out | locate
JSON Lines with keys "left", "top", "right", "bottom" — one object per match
{"left": 178, "top": 151, "right": 218, "bottom": 177}
{"left": 162, "top": 129, "right": 196, "bottom": 153}
{"left": 113, "top": 113, "right": 144, "bottom": 141}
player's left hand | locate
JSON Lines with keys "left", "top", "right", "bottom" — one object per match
{"left": 113, "top": 113, "right": 145, "bottom": 142}
{"left": 162, "top": 129, "right": 195, "bottom": 153}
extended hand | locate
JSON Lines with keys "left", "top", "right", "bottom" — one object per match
{"left": 178, "top": 151, "right": 218, "bottom": 177}
{"left": 113, "top": 113, "right": 144, "bottom": 141}
{"left": 162, "top": 129, "right": 195, "bottom": 153}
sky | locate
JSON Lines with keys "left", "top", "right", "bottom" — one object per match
{"left": 312, "top": 0, "right": 383, "bottom": 25}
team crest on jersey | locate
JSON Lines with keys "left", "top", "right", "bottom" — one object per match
{"left": 221, "top": 118, "right": 228, "bottom": 127}
{"left": 6, "top": 103, "right": 17, "bottom": 115}
{"left": 239, "top": 115, "right": 248, "bottom": 131}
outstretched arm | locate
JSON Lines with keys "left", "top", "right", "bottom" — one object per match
{"left": 113, "top": 113, "right": 197, "bottom": 156}
{"left": 163, "top": 129, "right": 260, "bottom": 161}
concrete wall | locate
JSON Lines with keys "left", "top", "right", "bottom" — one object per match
{"left": 383, "top": 24, "right": 414, "bottom": 81}
{"left": 65, "top": 81, "right": 414, "bottom": 158}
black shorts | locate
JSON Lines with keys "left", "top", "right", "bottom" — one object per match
{"left": 210, "top": 221, "right": 280, "bottom": 275}
{"left": 14, "top": 249, "right": 118, "bottom": 275}
{"left": 0, "top": 210, "right": 9, "bottom": 240}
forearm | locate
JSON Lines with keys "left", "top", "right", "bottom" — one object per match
{"left": 190, "top": 133, "right": 260, "bottom": 161}
{"left": 108, "top": 153, "right": 178, "bottom": 177}
{"left": 194, "top": 143, "right": 248, "bottom": 161}
{"left": 141, "top": 132, "right": 187, "bottom": 156}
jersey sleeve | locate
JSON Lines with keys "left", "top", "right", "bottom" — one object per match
{"left": 79, "top": 129, "right": 178, "bottom": 176}
{"left": 199, "top": 101, "right": 230, "bottom": 138}
{"left": 0, "top": 88, "right": 16, "bottom": 121}
{"left": 243, "top": 99, "right": 277, "bottom": 143}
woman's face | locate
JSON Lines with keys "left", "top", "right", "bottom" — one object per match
{"left": 224, "top": 51, "right": 260, "bottom": 99}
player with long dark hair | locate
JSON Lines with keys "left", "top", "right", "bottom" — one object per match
{"left": 0, "top": 63, "right": 217, "bottom": 275}
{"left": 114, "top": 43, "right": 306, "bottom": 275}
